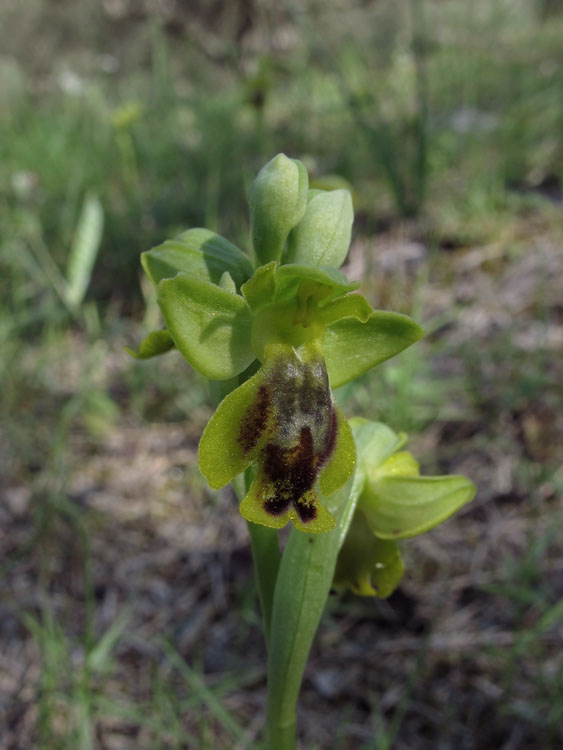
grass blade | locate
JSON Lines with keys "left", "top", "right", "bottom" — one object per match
{"left": 65, "top": 193, "right": 104, "bottom": 309}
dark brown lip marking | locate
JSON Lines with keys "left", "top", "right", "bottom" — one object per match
{"left": 319, "top": 406, "right": 338, "bottom": 466}
{"left": 239, "top": 384, "right": 271, "bottom": 455}
{"left": 263, "top": 495, "right": 291, "bottom": 517}
{"left": 294, "top": 494, "right": 318, "bottom": 522}
{"left": 246, "top": 350, "right": 339, "bottom": 524}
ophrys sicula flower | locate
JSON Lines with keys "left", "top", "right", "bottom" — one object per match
{"left": 129, "top": 154, "right": 424, "bottom": 531}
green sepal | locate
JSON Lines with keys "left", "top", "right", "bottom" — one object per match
{"left": 141, "top": 228, "right": 253, "bottom": 289}
{"left": 334, "top": 511, "right": 405, "bottom": 597}
{"left": 361, "top": 474, "right": 476, "bottom": 540}
{"left": 323, "top": 311, "right": 425, "bottom": 388}
{"left": 319, "top": 407, "right": 356, "bottom": 496}
{"left": 125, "top": 329, "right": 175, "bottom": 359}
{"left": 373, "top": 450, "right": 420, "bottom": 479}
{"left": 250, "top": 154, "right": 308, "bottom": 264}
{"left": 285, "top": 189, "right": 354, "bottom": 268}
{"left": 273, "top": 264, "right": 360, "bottom": 305}
{"left": 198, "top": 370, "right": 267, "bottom": 488}
{"left": 241, "top": 261, "right": 278, "bottom": 312}
{"left": 158, "top": 273, "right": 255, "bottom": 380}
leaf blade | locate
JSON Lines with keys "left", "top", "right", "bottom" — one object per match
{"left": 65, "top": 194, "right": 104, "bottom": 308}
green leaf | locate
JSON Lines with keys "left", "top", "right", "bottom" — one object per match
{"left": 158, "top": 273, "right": 255, "bottom": 380}
{"left": 125, "top": 329, "right": 175, "bottom": 359}
{"left": 141, "top": 228, "right": 253, "bottom": 289}
{"left": 333, "top": 510, "right": 404, "bottom": 597}
{"left": 285, "top": 189, "right": 353, "bottom": 268}
{"left": 199, "top": 370, "right": 266, "bottom": 488}
{"left": 361, "top": 475, "right": 476, "bottom": 540}
{"left": 273, "top": 264, "right": 359, "bottom": 305}
{"left": 250, "top": 154, "right": 308, "bottom": 264}
{"left": 65, "top": 193, "right": 104, "bottom": 309}
{"left": 323, "top": 311, "right": 425, "bottom": 388}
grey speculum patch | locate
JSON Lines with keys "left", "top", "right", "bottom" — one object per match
{"left": 240, "top": 350, "right": 338, "bottom": 522}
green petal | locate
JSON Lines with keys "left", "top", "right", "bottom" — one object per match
{"left": 334, "top": 510, "right": 404, "bottom": 597}
{"left": 125, "top": 329, "right": 175, "bottom": 359}
{"left": 198, "top": 370, "right": 269, "bottom": 489}
{"left": 350, "top": 419, "right": 407, "bottom": 478}
{"left": 141, "top": 228, "right": 253, "bottom": 289}
{"left": 158, "top": 273, "right": 255, "bottom": 380}
{"left": 361, "top": 475, "right": 476, "bottom": 540}
{"left": 241, "top": 261, "right": 278, "bottom": 312}
{"left": 319, "top": 407, "right": 356, "bottom": 496}
{"left": 285, "top": 189, "right": 354, "bottom": 268}
{"left": 323, "top": 311, "right": 425, "bottom": 388}
{"left": 274, "top": 264, "right": 359, "bottom": 305}
{"left": 318, "top": 294, "right": 372, "bottom": 326}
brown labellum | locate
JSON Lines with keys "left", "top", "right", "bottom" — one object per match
{"left": 240, "top": 349, "right": 338, "bottom": 523}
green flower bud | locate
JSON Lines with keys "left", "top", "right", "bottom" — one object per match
{"left": 250, "top": 154, "right": 308, "bottom": 264}
{"left": 334, "top": 511, "right": 404, "bottom": 597}
{"left": 285, "top": 189, "right": 354, "bottom": 268}
{"left": 334, "top": 420, "right": 476, "bottom": 596}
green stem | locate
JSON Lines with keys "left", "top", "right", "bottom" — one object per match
{"left": 247, "top": 521, "right": 281, "bottom": 648}
{"left": 265, "top": 480, "right": 360, "bottom": 749}
{"left": 230, "top": 451, "right": 281, "bottom": 652}
{"left": 265, "top": 528, "right": 335, "bottom": 749}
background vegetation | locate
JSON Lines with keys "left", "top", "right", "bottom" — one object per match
{"left": 1, "top": 0, "right": 562, "bottom": 748}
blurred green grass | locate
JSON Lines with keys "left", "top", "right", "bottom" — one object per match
{"left": 1, "top": 1, "right": 562, "bottom": 748}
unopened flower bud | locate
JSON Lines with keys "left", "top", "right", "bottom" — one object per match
{"left": 250, "top": 154, "right": 308, "bottom": 264}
